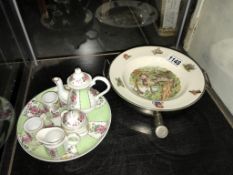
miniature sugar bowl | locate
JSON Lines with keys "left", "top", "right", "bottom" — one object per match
{"left": 61, "top": 109, "right": 88, "bottom": 136}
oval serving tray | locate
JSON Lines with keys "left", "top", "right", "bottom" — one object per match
{"left": 17, "top": 87, "right": 111, "bottom": 162}
{"left": 109, "top": 46, "right": 205, "bottom": 111}
{"left": 95, "top": 1, "right": 158, "bottom": 28}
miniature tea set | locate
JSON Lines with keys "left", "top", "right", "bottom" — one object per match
{"left": 17, "top": 46, "right": 206, "bottom": 161}
{"left": 17, "top": 68, "right": 111, "bottom": 162}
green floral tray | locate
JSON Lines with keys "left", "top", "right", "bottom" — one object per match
{"left": 17, "top": 87, "right": 111, "bottom": 162}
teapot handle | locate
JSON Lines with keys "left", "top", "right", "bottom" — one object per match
{"left": 91, "top": 76, "right": 111, "bottom": 100}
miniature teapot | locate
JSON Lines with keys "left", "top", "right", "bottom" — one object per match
{"left": 52, "top": 68, "right": 111, "bottom": 112}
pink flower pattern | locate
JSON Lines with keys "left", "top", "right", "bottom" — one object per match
{"left": 0, "top": 109, "right": 12, "bottom": 120}
{"left": 28, "top": 106, "right": 40, "bottom": 114}
{"left": 95, "top": 125, "right": 106, "bottom": 134}
{"left": 70, "top": 93, "right": 77, "bottom": 104}
{"left": 78, "top": 113, "right": 85, "bottom": 122}
{"left": 0, "top": 99, "right": 14, "bottom": 120}
{"left": 82, "top": 74, "right": 89, "bottom": 82}
{"left": 49, "top": 149, "right": 57, "bottom": 158}
{"left": 21, "top": 134, "right": 32, "bottom": 144}
{"left": 24, "top": 101, "right": 46, "bottom": 117}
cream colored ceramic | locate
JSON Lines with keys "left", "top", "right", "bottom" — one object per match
{"left": 36, "top": 127, "right": 65, "bottom": 145}
{"left": 109, "top": 46, "right": 205, "bottom": 111}
{"left": 23, "top": 117, "right": 44, "bottom": 137}
{"left": 61, "top": 109, "right": 88, "bottom": 136}
{"left": 41, "top": 91, "right": 61, "bottom": 114}
{"left": 36, "top": 127, "right": 80, "bottom": 158}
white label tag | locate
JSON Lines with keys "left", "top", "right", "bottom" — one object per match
{"left": 167, "top": 55, "right": 182, "bottom": 66}
{"left": 162, "top": 0, "right": 181, "bottom": 28}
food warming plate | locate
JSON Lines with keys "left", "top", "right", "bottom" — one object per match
{"left": 109, "top": 46, "right": 205, "bottom": 111}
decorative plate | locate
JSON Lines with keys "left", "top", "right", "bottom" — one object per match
{"left": 109, "top": 46, "right": 205, "bottom": 111}
{"left": 17, "top": 87, "right": 111, "bottom": 162}
{"left": 0, "top": 97, "right": 15, "bottom": 148}
{"left": 95, "top": 1, "right": 158, "bottom": 28}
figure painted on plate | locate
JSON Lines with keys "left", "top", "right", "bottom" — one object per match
{"left": 130, "top": 67, "right": 181, "bottom": 101}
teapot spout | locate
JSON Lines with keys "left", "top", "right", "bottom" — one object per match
{"left": 52, "top": 77, "right": 69, "bottom": 104}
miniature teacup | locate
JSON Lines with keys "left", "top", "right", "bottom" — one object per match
{"left": 24, "top": 100, "right": 45, "bottom": 118}
{"left": 41, "top": 91, "right": 61, "bottom": 115}
{"left": 36, "top": 127, "right": 80, "bottom": 158}
{"left": 23, "top": 117, "right": 44, "bottom": 137}
{"left": 61, "top": 109, "right": 88, "bottom": 136}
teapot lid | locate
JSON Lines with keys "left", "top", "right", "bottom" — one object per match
{"left": 67, "top": 68, "right": 92, "bottom": 89}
